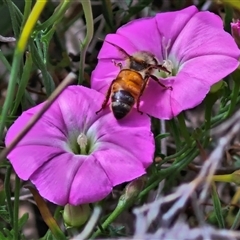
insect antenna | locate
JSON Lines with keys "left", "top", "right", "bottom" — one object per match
{"left": 98, "top": 38, "right": 131, "bottom": 60}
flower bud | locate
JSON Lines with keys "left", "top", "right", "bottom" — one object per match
{"left": 122, "top": 176, "right": 147, "bottom": 201}
{"left": 231, "top": 170, "right": 240, "bottom": 185}
{"left": 209, "top": 80, "right": 225, "bottom": 94}
{"left": 63, "top": 204, "right": 91, "bottom": 228}
{"left": 231, "top": 20, "right": 240, "bottom": 48}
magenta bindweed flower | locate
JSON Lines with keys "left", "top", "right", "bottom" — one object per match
{"left": 91, "top": 6, "right": 240, "bottom": 119}
{"left": 5, "top": 86, "right": 154, "bottom": 206}
{"left": 231, "top": 19, "right": 240, "bottom": 47}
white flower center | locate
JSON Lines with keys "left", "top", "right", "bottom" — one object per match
{"left": 77, "top": 133, "right": 88, "bottom": 155}
{"left": 155, "top": 37, "right": 177, "bottom": 78}
{"left": 77, "top": 133, "right": 88, "bottom": 149}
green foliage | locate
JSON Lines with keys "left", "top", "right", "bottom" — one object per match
{"left": 0, "top": 205, "right": 11, "bottom": 224}
{"left": 211, "top": 184, "right": 225, "bottom": 228}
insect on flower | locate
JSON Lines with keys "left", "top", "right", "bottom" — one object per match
{"left": 96, "top": 40, "right": 173, "bottom": 119}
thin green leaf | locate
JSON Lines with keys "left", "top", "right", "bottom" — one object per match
{"left": 0, "top": 189, "right": 6, "bottom": 205}
{"left": 11, "top": 51, "right": 33, "bottom": 115}
{"left": 21, "top": 90, "right": 36, "bottom": 110}
{"left": 0, "top": 231, "right": 8, "bottom": 240}
{"left": 101, "top": 0, "right": 114, "bottom": 30}
{"left": 29, "top": 41, "right": 55, "bottom": 96}
{"left": 155, "top": 133, "right": 170, "bottom": 140}
{"left": 18, "top": 213, "right": 29, "bottom": 230}
{"left": 3, "top": 0, "right": 23, "bottom": 38}
{"left": 13, "top": 175, "right": 21, "bottom": 240}
{"left": 211, "top": 183, "right": 225, "bottom": 228}
{"left": 0, "top": 49, "right": 11, "bottom": 72}
{"left": 225, "top": 69, "right": 240, "bottom": 117}
{"left": 0, "top": 205, "right": 10, "bottom": 224}
{"left": 230, "top": 208, "right": 240, "bottom": 230}
{"left": 3, "top": 166, "right": 13, "bottom": 226}
{"left": 224, "top": 4, "right": 233, "bottom": 33}
{"left": 123, "top": 0, "right": 153, "bottom": 22}
{"left": 41, "top": 230, "right": 58, "bottom": 240}
{"left": 206, "top": 206, "right": 229, "bottom": 226}
{"left": 3, "top": 228, "right": 13, "bottom": 239}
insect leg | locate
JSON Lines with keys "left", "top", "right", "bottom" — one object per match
{"left": 136, "top": 78, "right": 150, "bottom": 115}
{"left": 149, "top": 64, "right": 171, "bottom": 74}
{"left": 112, "top": 59, "right": 123, "bottom": 69}
{"left": 96, "top": 80, "right": 116, "bottom": 115}
{"left": 150, "top": 74, "right": 173, "bottom": 90}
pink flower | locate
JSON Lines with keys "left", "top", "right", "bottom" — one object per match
{"left": 91, "top": 6, "right": 240, "bottom": 119}
{"left": 231, "top": 19, "right": 240, "bottom": 47}
{"left": 5, "top": 86, "right": 154, "bottom": 206}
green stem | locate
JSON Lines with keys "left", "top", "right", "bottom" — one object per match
{"left": 0, "top": 50, "right": 11, "bottom": 72}
{"left": 13, "top": 175, "right": 21, "bottom": 240}
{"left": 139, "top": 165, "right": 178, "bottom": 198}
{"left": 203, "top": 96, "right": 215, "bottom": 147}
{"left": 211, "top": 174, "right": 233, "bottom": 183}
{"left": 91, "top": 197, "right": 132, "bottom": 238}
{"left": 175, "top": 143, "right": 195, "bottom": 163}
{"left": 78, "top": 0, "right": 94, "bottom": 84}
{"left": 158, "top": 143, "right": 189, "bottom": 167}
{"left": 226, "top": 71, "right": 240, "bottom": 117}
{"left": 0, "top": 51, "right": 22, "bottom": 139}
{"left": 11, "top": 52, "right": 33, "bottom": 115}
{"left": 167, "top": 119, "right": 181, "bottom": 150}
{"left": 210, "top": 112, "right": 226, "bottom": 127}
{"left": 4, "top": 166, "right": 13, "bottom": 227}
{"left": 163, "top": 145, "right": 188, "bottom": 160}
{"left": 224, "top": 4, "right": 233, "bottom": 33}
{"left": 37, "top": 0, "right": 71, "bottom": 30}
{"left": 141, "top": 149, "right": 199, "bottom": 198}
{"left": 231, "top": 208, "right": 240, "bottom": 230}
{"left": 22, "top": 0, "right": 32, "bottom": 30}
{"left": 177, "top": 112, "right": 191, "bottom": 146}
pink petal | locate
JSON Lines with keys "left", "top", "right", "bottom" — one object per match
{"left": 116, "top": 16, "right": 163, "bottom": 60}
{"left": 31, "top": 154, "right": 112, "bottom": 206}
{"left": 171, "top": 11, "right": 240, "bottom": 64}
{"left": 7, "top": 145, "right": 67, "bottom": 180}
{"left": 89, "top": 109, "right": 154, "bottom": 167}
{"left": 54, "top": 86, "right": 107, "bottom": 133}
{"left": 89, "top": 110, "right": 154, "bottom": 185}
{"left": 30, "top": 154, "right": 85, "bottom": 205}
{"left": 170, "top": 55, "right": 239, "bottom": 116}
{"left": 139, "top": 78, "right": 174, "bottom": 119}
{"left": 5, "top": 105, "right": 68, "bottom": 149}
{"left": 93, "top": 146, "right": 148, "bottom": 186}
{"left": 155, "top": 6, "right": 198, "bottom": 52}
{"left": 70, "top": 155, "right": 112, "bottom": 205}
